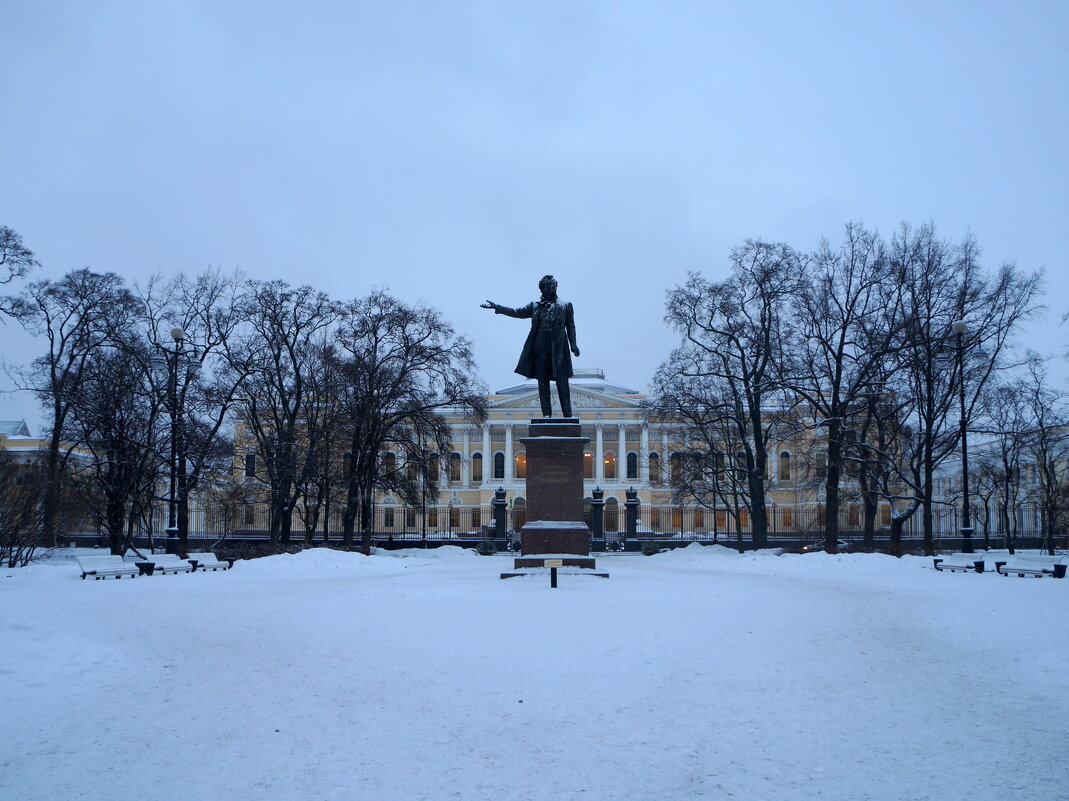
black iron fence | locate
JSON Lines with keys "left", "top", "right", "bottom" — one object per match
{"left": 68, "top": 501, "right": 1064, "bottom": 551}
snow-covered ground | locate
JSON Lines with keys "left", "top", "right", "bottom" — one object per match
{"left": 2, "top": 545, "right": 1067, "bottom": 801}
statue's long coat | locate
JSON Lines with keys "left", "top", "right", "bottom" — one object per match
{"left": 494, "top": 300, "right": 577, "bottom": 380}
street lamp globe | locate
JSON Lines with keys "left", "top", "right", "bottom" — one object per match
{"left": 170, "top": 326, "right": 185, "bottom": 342}
{"left": 951, "top": 320, "right": 967, "bottom": 335}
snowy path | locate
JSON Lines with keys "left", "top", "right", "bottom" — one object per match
{"left": 2, "top": 546, "right": 1067, "bottom": 800}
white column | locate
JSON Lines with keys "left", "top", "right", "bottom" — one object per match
{"left": 482, "top": 423, "right": 491, "bottom": 484}
{"left": 661, "top": 428, "right": 670, "bottom": 483}
{"left": 462, "top": 427, "right": 471, "bottom": 488}
{"left": 504, "top": 423, "right": 514, "bottom": 483}
{"left": 595, "top": 423, "right": 604, "bottom": 483}
{"left": 640, "top": 424, "right": 650, "bottom": 483}
{"left": 617, "top": 424, "right": 626, "bottom": 483}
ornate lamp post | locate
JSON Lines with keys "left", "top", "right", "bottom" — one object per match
{"left": 951, "top": 320, "right": 975, "bottom": 554}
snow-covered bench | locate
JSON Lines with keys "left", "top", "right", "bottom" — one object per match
{"left": 76, "top": 555, "right": 140, "bottom": 580}
{"left": 995, "top": 555, "right": 1066, "bottom": 579}
{"left": 933, "top": 553, "right": 985, "bottom": 573}
{"left": 187, "top": 552, "right": 232, "bottom": 571}
{"left": 147, "top": 553, "right": 195, "bottom": 575}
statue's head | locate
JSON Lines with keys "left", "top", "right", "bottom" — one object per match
{"left": 538, "top": 274, "right": 558, "bottom": 299}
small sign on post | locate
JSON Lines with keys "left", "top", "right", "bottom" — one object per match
{"left": 544, "top": 559, "right": 563, "bottom": 589}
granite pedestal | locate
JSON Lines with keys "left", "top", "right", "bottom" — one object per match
{"left": 500, "top": 417, "right": 606, "bottom": 578}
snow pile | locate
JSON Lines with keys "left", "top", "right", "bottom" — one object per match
{"left": 3, "top": 546, "right": 1067, "bottom": 800}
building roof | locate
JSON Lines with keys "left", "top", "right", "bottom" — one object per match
{"left": 495, "top": 368, "right": 641, "bottom": 397}
{"left": 0, "top": 420, "right": 31, "bottom": 437}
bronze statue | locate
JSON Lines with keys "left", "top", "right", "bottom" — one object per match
{"left": 481, "top": 275, "right": 580, "bottom": 418}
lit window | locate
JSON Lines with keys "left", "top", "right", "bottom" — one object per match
{"left": 604, "top": 451, "right": 616, "bottom": 480}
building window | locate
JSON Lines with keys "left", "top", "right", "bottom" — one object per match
{"left": 651, "top": 508, "right": 661, "bottom": 531}
{"left": 782, "top": 508, "right": 793, "bottom": 529}
{"left": 493, "top": 452, "right": 505, "bottom": 480}
{"left": 604, "top": 451, "right": 616, "bottom": 480}
{"left": 779, "top": 451, "right": 791, "bottom": 481}
{"left": 694, "top": 509, "right": 705, "bottom": 530}
{"left": 471, "top": 452, "right": 483, "bottom": 483}
{"left": 449, "top": 452, "right": 462, "bottom": 483}
{"left": 669, "top": 452, "right": 682, "bottom": 482}
{"left": 649, "top": 452, "right": 661, "bottom": 486}
{"left": 383, "top": 452, "right": 397, "bottom": 474}
{"left": 583, "top": 451, "right": 593, "bottom": 479}
{"left": 471, "top": 507, "right": 481, "bottom": 529}
{"left": 383, "top": 508, "right": 395, "bottom": 528}
{"left": 515, "top": 452, "right": 527, "bottom": 479}
{"left": 244, "top": 453, "right": 256, "bottom": 479}
{"left": 427, "top": 509, "right": 438, "bottom": 528}
{"left": 449, "top": 507, "right": 461, "bottom": 529}
{"left": 243, "top": 505, "right": 255, "bottom": 525}
{"left": 626, "top": 451, "right": 638, "bottom": 480}
{"left": 405, "top": 508, "right": 416, "bottom": 528}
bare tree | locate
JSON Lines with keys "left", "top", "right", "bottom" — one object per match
{"left": 0, "top": 226, "right": 39, "bottom": 286}
{"left": 139, "top": 269, "right": 245, "bottom": 552}
{"left": 64, "top": 344, "right": 162, "bottom": 554}
{"left": 333, "top": 290, "right": 487, "bottom": 551}
{"left": 654, "top": 243, "right": 804, "bottom": 548}
{"left": 228, "top": 281, "right": 338, "bottom": 543}
{"left": 295, "top": 335, "right": 346, "bottom": 543}
{"left": 1021, "top": 356, "right": 1069, "bottom": 554}
{"left": 784, "top": 224, "right": 906, "bottom": 552}
{"left": 977, "top": 381, "right": 1032, "bottom": 553}
{"left": 889, "top": 223, "right": 1041, "bottom": 554}
{"left": 4, "top": 269, "right": 139, "bottom": 545}
{"left": 0, "top": 451, "right": 48, "bottom": 566}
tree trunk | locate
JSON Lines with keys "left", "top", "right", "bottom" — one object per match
{"left": 747, "top": 469, "right": 767, "bottom": 550}
{"left": 359, "top": 487, "right": 374, "bottom": 555}
{"left": 42, "top": 430, "right": 64, "bottom": 547}
{"left": 921, "top": 457, "right": 935, "bottom": 556}
{"left": 341, "top": 479, "right": 359, "bottom": 547}
{"left": 823, "top": 420, "right": 841, "bottom": 553}
{"left": 862, "top": 494, "right": 877, "bottom": 550}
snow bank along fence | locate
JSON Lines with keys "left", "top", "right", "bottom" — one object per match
{"left": 64, "top": 501, "right": 1067, "bottom": 552}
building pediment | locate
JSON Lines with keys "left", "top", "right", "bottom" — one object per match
{"left": 492, "top": 387, "right": 642, "bottom": 412}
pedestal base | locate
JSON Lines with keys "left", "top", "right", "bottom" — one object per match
{"left": 519, "top": 520, "right": 590, "bottom": 556}
{"left": 514, "top": 554, "right": 598, "bottom": 569}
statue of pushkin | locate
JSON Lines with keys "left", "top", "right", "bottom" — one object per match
{"left": 481, "top": 275, "right": 581, "bottom": 418}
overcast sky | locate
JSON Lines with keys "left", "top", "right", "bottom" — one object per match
{"left": 2, "top": 1, "right": 1067, "bottom": 432}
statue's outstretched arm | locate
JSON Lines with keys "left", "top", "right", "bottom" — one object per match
{"left": 482, "top": 301, "right": 532, "bottom": 319}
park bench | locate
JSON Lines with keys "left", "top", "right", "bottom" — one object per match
{"left": 995, "top": 555, "right": 1066, "bottom": 579}
{"left": 146, "top": 553, "right": 195, "bottom": 575}
{"left": 76, "top": 555, "right": 140, "bottom": 580}
{"left": 933, "top": 553, "right": 986, "bottom": 573}
{"left": 187, "top": 552, "right": 232, "bottom": 571}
